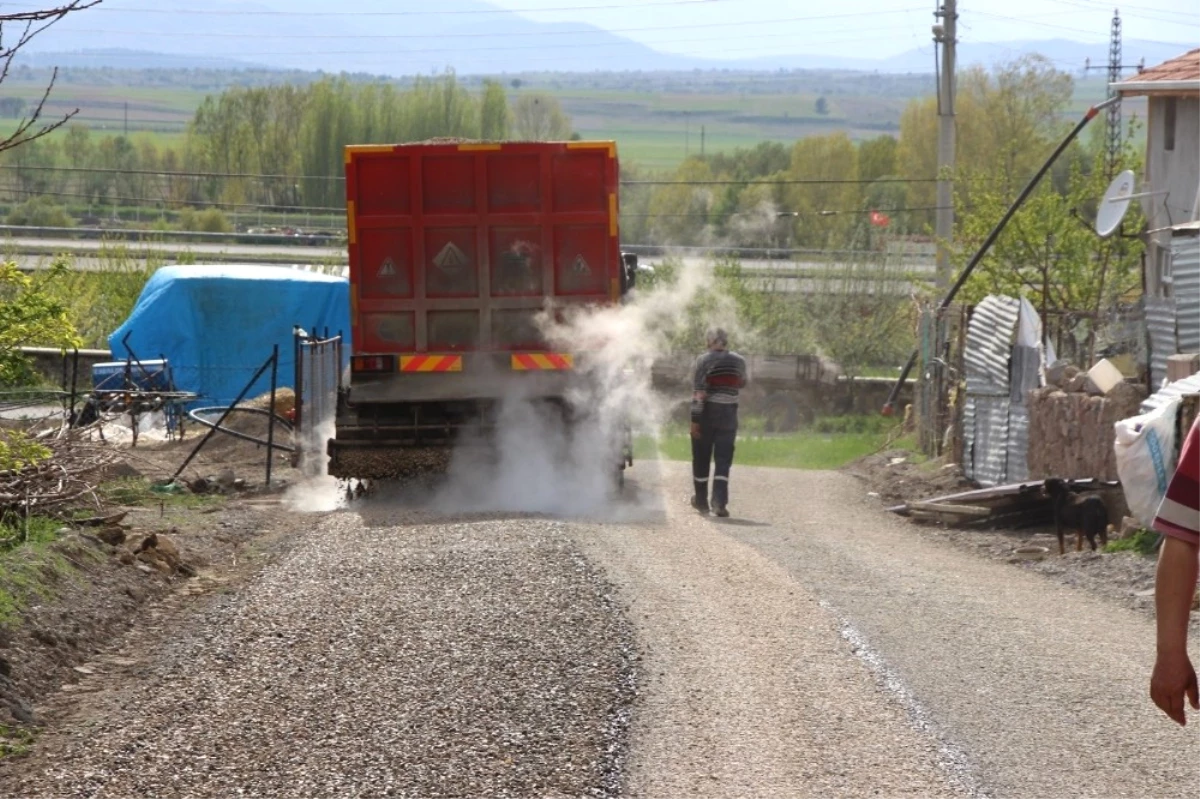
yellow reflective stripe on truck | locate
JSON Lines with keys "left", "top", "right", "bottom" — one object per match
{"left": 512, "top": 353, "right": 574, "bottom": 371}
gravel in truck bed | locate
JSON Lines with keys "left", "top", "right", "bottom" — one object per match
{"left": 5, "top": 510, "right": 636, "bottom": 799}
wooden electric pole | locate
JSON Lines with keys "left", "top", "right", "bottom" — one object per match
{"left": 934, "top": 0, "right": 957, "bottom": 292}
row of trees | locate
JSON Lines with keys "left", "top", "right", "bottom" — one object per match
{"left": 1, "top": 54, "right": 1145, "bottom": 327}
{"left": 1, "top": 72, "right": 575, "bottom": 211}
{"left": 633, "top": 56, "right": 1106, "bottom": 250}
{"left": 627, "top": 55, "right": 1143, "bottom": 318}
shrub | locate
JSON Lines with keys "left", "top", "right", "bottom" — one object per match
{"left": 1104, "top": 528, "right": 1160, "bottom": 556}
{"left": 5, "top": 197, "right": 74, "bottom": 228}
{"left": 177, "top": 207, "right": 232, "bottom": 233}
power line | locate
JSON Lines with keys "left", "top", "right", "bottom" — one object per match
{"left": 54, "top": 9, "right": 926, "bottom": 40}
{"left": 625, "top": 204, "right": 956, "bottom": 218}
{"left": 55, "top": 0, "right": 740, "bottom": 15}
{"left": 625, "top": 177, "right": 941, "bottom": 185}
{"left": 1, "top": 164, "right": 951, "bottom": 186}
{"left": 19, "top": 25, "right": 927, "bottom": 59}
{"left": 973, "top": 10, "right": 1196, "bottom": 42}
{"left": 0, "top": 164, "right": 343, "bottom": 181}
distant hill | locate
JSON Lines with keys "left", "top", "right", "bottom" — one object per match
{"left": 19, "top": 0, "right": 1194, "bottom": 76}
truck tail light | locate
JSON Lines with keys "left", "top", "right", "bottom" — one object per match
{"left": 351, "top": 355, "right": 396, "bottom": 373}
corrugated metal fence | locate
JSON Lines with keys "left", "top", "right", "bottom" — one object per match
{"left": 951, "top": 296, "right": 1047, "bottom": 486}
{"left": 295, "top": 331, "right": 343, "bottom": 471}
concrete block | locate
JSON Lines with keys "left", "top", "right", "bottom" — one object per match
{"left": 1166, "top": 353, "right": 1200, "bottom": 384}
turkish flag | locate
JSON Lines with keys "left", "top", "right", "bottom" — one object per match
{"left": 870, "top": 210, "right": 891, "bottom": 227}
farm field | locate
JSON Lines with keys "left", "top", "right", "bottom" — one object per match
{"left": 0, "top": 67, "right": 1131, "bottom": 172}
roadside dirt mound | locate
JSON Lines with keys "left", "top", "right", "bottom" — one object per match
{"left": 842, "top": 448, "right": 972, "bottom": 505}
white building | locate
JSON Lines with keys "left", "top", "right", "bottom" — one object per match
{"left": 1114, "top": 47, "right": 1200, "bottom": 281}
{"left": 1114, "top": 48, "right": 1200, "bottom": 382}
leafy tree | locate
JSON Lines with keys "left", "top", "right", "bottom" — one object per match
{"left": 647, "top": 157, "right": 714, "bottom": 245}
{"left": 784, "top": 133, "right": 859, "bottom": 248}
{"left": 480, "top": 80, "right": 511, "bottom": 141}
{"left": 0, "top": 261, "right": 81, "bottom": 386}
{"left": 857, "top": 135, "right": 897, "bottom": 183}
{"left": 511, "top": 93, "right": 572, "bottom": 140}
{"left": 801, "top": 262, "right": 918, "bottom": 379}
{"left": 953, "top": 135, "right": 1144, "bottom": 324}
{"left": 815, "top": 96, "right": 829, "bottom": 116}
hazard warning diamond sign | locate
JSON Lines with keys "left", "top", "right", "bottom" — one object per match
{"left": 571, "top": 254, "right": 591, "bottom": 275}
{"left": 433, "top": 242, "right": 468, "bottom": 272}
{"left": 377, "top": 257, "right": 397, "bottom": 277}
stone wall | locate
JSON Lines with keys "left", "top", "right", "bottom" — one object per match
{"left": 1026, "top": 381, "right": 1147, "bottom": 481}
{"left": 17, "top": 347, "right": 113, "bottom": 388}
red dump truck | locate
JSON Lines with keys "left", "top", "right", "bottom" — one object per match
{"left": 328, "top": 140, "right": 638, "bottom": 480}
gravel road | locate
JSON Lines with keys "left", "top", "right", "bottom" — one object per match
{"left": 3, "top": 460, "right": 1197, "bottom": 798}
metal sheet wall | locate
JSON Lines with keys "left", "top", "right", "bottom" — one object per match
{"left": 1166, "top": 237, "right": 1200, "bottom": 293}
{"left": 962, "top": 395, "right": 977, "bottom": 480}
{"left": 962, "top": 295, "right": 1030, "bottom": 487}
{"left": 1007, "top": 404, "right": 1030, "bottom": 483}
{"left": 972, "top": 396, "right": 1012, "bottom": 487}
{"left": 1171, "top": 235, "right": 1200, "bottom": 354}
{"left": 1144, "top": 297, "right": 1178, "bottom": 389}
{"left": 1142, "top": 372, "right": 1200, "bottom": 414}
{"left": 964, "top": 295, "right": 1020, "bottom": 394}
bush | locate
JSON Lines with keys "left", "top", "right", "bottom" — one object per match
{"left": 5, "top": 197, "right": 75, "bottom": 228}
{"left": 0, "top": 430, "right": 51, "bottom": 472}
{"left": 1104, "top": 528, "right": 1160, "bottom": 556}
{"left": 813, "top": 414, "right": 895, "bottom": 435}
{"left": 177, "top": 207, "right": 232, "bottom": 233}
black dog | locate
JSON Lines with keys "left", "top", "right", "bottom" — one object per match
{"left": 1044, "top": 478, "right": 1109, "bottom": 555}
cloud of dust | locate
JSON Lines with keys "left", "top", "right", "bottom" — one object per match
{"left": 432, "top": 259, "right": 743, "bottom": 517}
{"left": 284, "top": 415, "right": 342, "bottom": 512}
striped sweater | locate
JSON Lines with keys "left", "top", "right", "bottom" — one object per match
{"left": 691, "top": 348, "right": 748, "bottom": 423}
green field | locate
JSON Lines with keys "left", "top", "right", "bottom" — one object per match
{"left": 0, "top": 66, "right": 1129, "bottom": 173}
{"left": 635, "top": 415, "right": 907, "bottom": 470}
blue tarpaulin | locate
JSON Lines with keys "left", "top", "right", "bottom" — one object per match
{"left": 109, "top": 265, "right": 350, "bottom": 406}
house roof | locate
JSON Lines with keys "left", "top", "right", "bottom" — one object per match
{"left": 1113, "top": 48, "right": 1200, "bottom": 95}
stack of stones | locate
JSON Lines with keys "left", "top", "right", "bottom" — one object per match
{"left": 1026, "top": 362, "right": 1147, "bottom": 482}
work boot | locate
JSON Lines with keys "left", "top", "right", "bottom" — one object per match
{"left": 713, "top": 504, "right": 729, "bottom": 518}
{"left": 691, "top": 495, "right": 710, "bottom": 514}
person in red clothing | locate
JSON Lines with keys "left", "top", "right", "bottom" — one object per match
{"left": 689, "top": 328, "right": 747, "bottom": 517}
{"left": 1149, "top": 416, "right": 1200, "bottom": 726}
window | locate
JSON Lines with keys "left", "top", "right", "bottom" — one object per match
{"left": 1164, "top": 97, "right": 1177, "bottom": 152}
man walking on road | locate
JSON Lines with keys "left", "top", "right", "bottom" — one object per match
{"left": 691, "top": 327, "right": 747, "bottom": 517}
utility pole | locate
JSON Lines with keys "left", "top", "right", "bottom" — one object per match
{"left": 934, "top": 0, "right": 957, "bottom": 293}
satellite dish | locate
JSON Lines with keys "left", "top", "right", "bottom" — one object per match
{"left": 1096, "top": 169, "right": 1136, "bottom": 238}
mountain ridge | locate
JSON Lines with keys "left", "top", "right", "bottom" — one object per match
{"left": 18, "top": 0, "right": 1194, "bottom": 76}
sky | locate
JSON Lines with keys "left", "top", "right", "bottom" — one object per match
{"left": 485, "top": 0, "right": 1200, "bottom": 61}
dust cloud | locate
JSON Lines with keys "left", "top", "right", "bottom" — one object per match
{"left": 284, "top": 416, "right": 342, "bottom": 512}
{"left": 431, "top": 260, "right": 740, "bottom": 517}
{"left": 287, "top": 261, "right": 745, "bottom": 517}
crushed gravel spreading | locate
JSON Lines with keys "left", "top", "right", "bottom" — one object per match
{"left": 5, "top": 513, "right": 635, "bottom": 799}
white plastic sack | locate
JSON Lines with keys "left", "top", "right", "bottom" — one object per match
{"left": 1114, "top": 397, "right": 1181, "bottom": 528}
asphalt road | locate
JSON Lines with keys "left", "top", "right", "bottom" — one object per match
{"left": 4, "top": 460, "right": 1195, "bottom": 797}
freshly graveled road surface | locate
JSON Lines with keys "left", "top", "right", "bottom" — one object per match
{"left": 3, "top": 461, "right": 1197, "bottom": 798}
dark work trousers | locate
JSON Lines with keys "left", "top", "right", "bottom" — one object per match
{"left": 692, "top": 403, "right": 739, "bottom": 507}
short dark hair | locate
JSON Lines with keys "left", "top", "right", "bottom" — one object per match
{"left": 706, "top": 327, "right": 728, "bottom": 346}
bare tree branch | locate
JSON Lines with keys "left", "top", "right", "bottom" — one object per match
{"left": 0, "top": 2, "right": 103, "bottom": 154}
